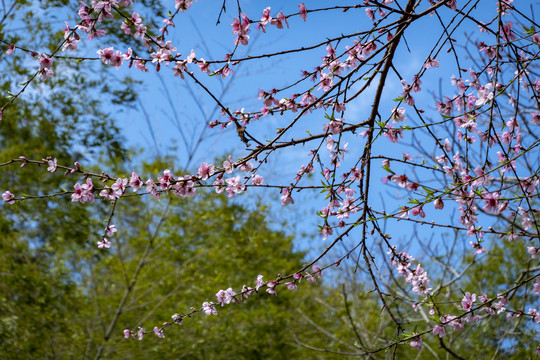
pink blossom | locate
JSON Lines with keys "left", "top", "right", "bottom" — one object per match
{"left": 216, "top": 288, "right": 237, "bottom": 305}
{"left": 202, "top": 302, "right": 217, "bottom": 315}
{"left": 531, "top": 112, "right": 540, "bottom": 125}
{"left": 223, "top": 155, "right": 234, "bottom": 173}
{"left": 197, "top": 162, "right": 215, "bottom": 180}
{"left": 286, "top": 282, "right": 298, "bottom": 290}
{"left": 46, "top": 158, "right": 58, "bottom": 173}
{"left": 6, "top": 44, "right": 15, "bottom": 55}
{"left": 280, "top": 188, "right": 294, "bottom": 205}
{"left": 137, "top": 327, "right": 144, "bottom": 340}
{"left": 410, "top": 334, "right": 422, "bottom": 350}
{"left": 475, "top": 84, "right": 493, "bottom": 107}
{"left": 232, "top": 14, "right": 250, "bottom": 46}
{"left": 97, "top": 238, "right": 111, "bottom": 249}
{"left": 320, "top": 224, "right": 333, "bottom": 240}
{"left": 481, "top": 191, "right": 500, "bottom": 213}
{"left": 434, "top": 198, "right": 444, "bottom": 210}
{"left": 391, "top": 107, "right": 406, "bottom": 123}
{"left": 461, "top": 292, "right": 476, "bottom": 310}
{"left": 258, "top": 7, "right": 272, "bottom": 32}
{"left": 298, "top": 3, "right": 307, "bottom": 21}
{"left": 251, "top": 175, "right": 264, "bottom": 185}
{"left": 2, "top": 191, "right": 15, "bottom": 204}
{"left": 123, "top": 329, "right": 131, "bottom": 338}
{"left": 153, "top": 327, "right": 165, "bottom": 338}
{"left": 105, "top": 225, "right": 117, "bottom": 237}
{"left": 433, "top": 324, "right": 445, "bottom": 338}
{"left": 266, "top": 281, "right": 277, "bottom": 295}
{"left": 365, "top": 8, "right": 375, "bottom": 21}
{"left": 112, "top": 178, "right": 128, "bottom": 197}
{"left": 130, "top": 172, "right": 142, "bottom": 191}
{"left": 323, "top": 118, "right": 343, "bottom": 134}
{"left": 271, "top": 11, "right": 288, "bottom": 29}
{"left": 312, "top": 265, "right": 322, "bottom": 278}
{"left": 175, "top": 0, "right": 193, "bottom": 12}
{"left": 71, "top": 180, "right": 94, "bottom": 204}
{"left": 255, "top": 274, "right": 264, "bottom": 291}
{"left": 225, "top": 176, "right": 245, "bottom": 197}
{"left": 38, "top": 55, "right": 54, "bottom": 80}
{"left": 424, "top": 57, "right": 439, "bottom": 69}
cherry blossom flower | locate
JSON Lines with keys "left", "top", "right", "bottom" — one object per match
{"left": 46, "top": 158, "right": 57, "bottom": 172}
{"left": 475, "top": 84, "right": 493, "bottom": 107}
{"left": 175, "top": 0, "right": 194, "bottom": 12}
{"left": 5, "top": 44, "right": 15, "bottom": 55}
{"left": 531, "top": 112, "right": 540, "bottom": 126}
{"left": 2, "top": 191, "right": 15, "bottom": 204}
{"left": 424, "top": 56, "right": 440, "bottom": 69}
{"left": 38, "top": 55, "right": 54, "bottom": 80}
{"left": 105, "top": 225, "right": 117, "bottom": 237}
{"left": 197, "top": 162, "right": 215, "bottom": 180}
{"left": 266, "top": 281, "right": 277, "bottom": 295}
{"left": 225, "top": 176, "right": 245, "bottom": 197}
{"left": 271, "top": 11, "right": 288, "bottom": 29}
{"left": 97, "top": 238, "right": 111, "bottom": 249}
{"left": 137, "top": 327, "right": 144, "bottom": 340}
{"left": 298, "top": 3, "right": 307, "bottom": 21}
{"left": 71, "top": 180, "right": 94, "bottom": 204}
{"left": 251, "top": 175, "right": 264, "bottom": 185}
{"left": 280, "top": 188, "right": 294, "bottom": 205}
{"left": 255, "top": 275, "right": 264, "bottom": 291}
{"left": 130, "top": 172, "right": 142, "bottom": 191}
{"left": 410, "top": 334, "right": 422, "bottom": 350}
{"left": 461, "top": 292, "right": 476, "bottom": 310}
{"left": 433, "top": 324, "right": 445, "bottom": 338}
{"left": 391, "top": 107, "right": 406, "bottom": 123}
{"left": 202, "top": 302, "right": 217, "bottom": 315}
{"left": 153, "top": 327, "right": 165, "bottom": 338}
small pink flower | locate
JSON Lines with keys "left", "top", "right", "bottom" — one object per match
{"left": 312, "top": 265, "right": 322, "bottom": 278}
{"left": 286, "top": 282, "right": 297, "bottom": 290}
{"left": 202, "top": 302, "right": 217, "bottom": 315}
{"left": 271, "top": 11, "right": 288, "bottom": 29}
{"left": 461, "top": 292, "right": 476, "bottom": 310}
{"left": 5, "top": 44, "right": 15, "bottom": 55}
{"left": 266, "top": 281, "right": 277, "bottom": 295}
{"left": 153, "top": 327, "right": 165, "bottom": 338}
{"left": 424, "top": 56, "right": 439, "bottom": 69}
{"left": 410, "top": 334, "right": 422, "bottom": 350}
{"left": 298, "top": 3, "right": 307, "bottom": 21}
{"left": 130, "top": 172, "right": 142, "bottom": 191}
{"left": 47, "top": 158, "right": 58, "bottom": 173}
{"left": 105, "top": 225, "right": 117, "bottom": 237}
{"left": 251, "top": 175, "right": 264, "bottom": 185}
{"left": 197, "top": 162, "right": 215, "bottom": 180}
{"left": 391, "top": 107, "right": 406, "bottom": 123}
{"left": 280, "top": 188, "right": 294, "bottom": 205}
{"left": 255, "top": 274, "right": 264, "bottom": 291}
{"left": 2, "top": 191, "right": 15, "bottom": 204}
{"left": 433, "top": 324, "right": 445, "bottom": 338}
{"left": 97, "top": 238, "right": 111, "bottom": 249}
